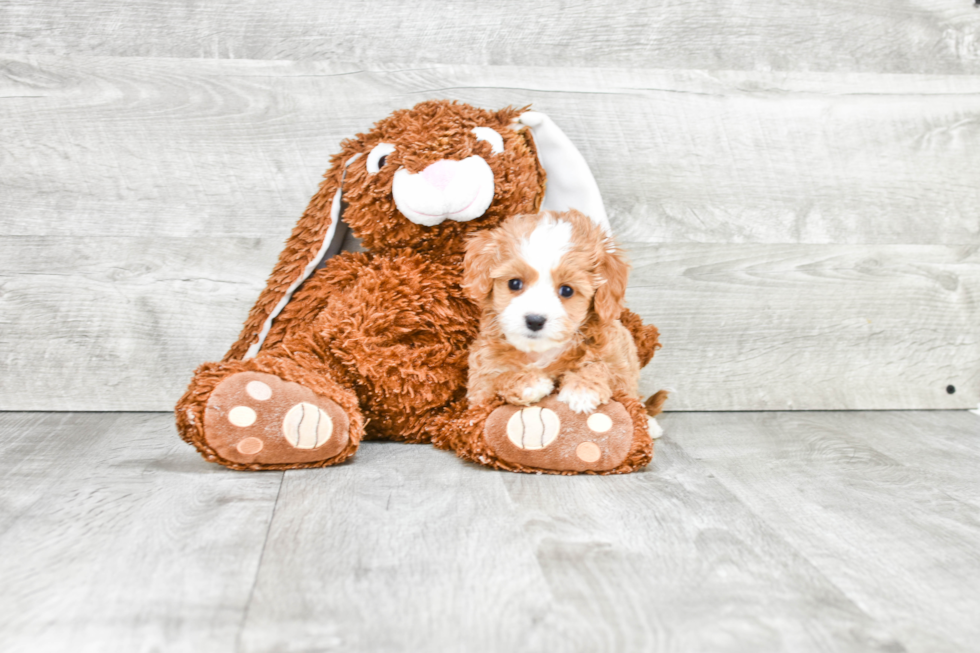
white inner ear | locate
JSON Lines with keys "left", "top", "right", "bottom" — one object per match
{"left": 517, "top": 111, "right": 611, "bottom": 234}
{"left": 244, "top": 152, "right": 360, "bottom": 359}
{"left": 472, "top": 127, "right": 504, "bottom": 154}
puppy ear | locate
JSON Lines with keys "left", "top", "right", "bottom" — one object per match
{"left": 462, "top": 229, "right": 500, "bottom": 303}
{"left": 593, "top": 240, "right": 631, "bottom": 323}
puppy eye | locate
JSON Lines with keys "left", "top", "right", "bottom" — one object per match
{"left": 472, "top": 127, "right": 504, "bottom": 155}
{"left": 508, "top": 279, "right": 523, "bottom": 291}
{"left": 366, "top": 143, "right": 396, "bottom": 174}
{"left": 559, "top": 285, "right": 574, "bottom": 298}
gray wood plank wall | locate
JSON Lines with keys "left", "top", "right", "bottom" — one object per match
{"left": 1, "top": 4, "right": 978, "bottom": 411}
{"left": 4, "top": 1, "right": 979, "bottom": 74}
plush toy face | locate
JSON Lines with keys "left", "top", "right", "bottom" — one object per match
{"left": 332, "top": 101, "right": 546, "bottom": 256}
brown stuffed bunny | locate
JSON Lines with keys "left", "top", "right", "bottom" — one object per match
{"left": 176, "top": 100, "right": 661, "bottom": 473}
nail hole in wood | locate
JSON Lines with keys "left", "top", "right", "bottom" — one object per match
{"left": 947, "top": 385, "right": 956, "bottom": 394}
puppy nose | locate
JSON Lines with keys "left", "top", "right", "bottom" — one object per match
{"left": 420, "top": 159, "right": 457, "bottom": 191}
{"left": 525, "top": 314, "right": 547, "bottom": 332}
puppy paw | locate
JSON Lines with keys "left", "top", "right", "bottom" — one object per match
{"left": 647, "top": 415, "right": 664, "bottom": 439}
{"left": 521, "top": 377, "right": 555, "bottom": 404}
{"left": 501, "top": 376, "right": 554, "bottom": 406}
{"left": 557, "top": 386, "right": 602, "bottom": 414}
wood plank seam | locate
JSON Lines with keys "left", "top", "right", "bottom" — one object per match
{"left": 235, "top": 473, "right": 285, "bottom": 653}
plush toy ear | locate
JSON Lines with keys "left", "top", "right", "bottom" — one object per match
{"left": 462, "top": 229, "right": 501, "bottom": 304}
{"left": 593, "top": 241, "right": 631, "bottom": 324}
{"left": 233, "top": 152, "right": 360, "bottom": 360}
{"left": 515, "top": 112, "right": 611, "bottom": 234}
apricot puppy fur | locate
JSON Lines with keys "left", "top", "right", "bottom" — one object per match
{"left": 463, "top": 209, "right": 644, "bottom": 415}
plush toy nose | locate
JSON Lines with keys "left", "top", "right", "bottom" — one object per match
{"left": 392, "top": 155, "right": 495, "bottom": 226}
{"left": 420, "top": 159, "right": 458, "bottom": 191}
{"left": 525, "top": 314, "right": 547, "bottom": 332}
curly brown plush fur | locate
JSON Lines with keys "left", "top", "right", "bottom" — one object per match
{"left": 176, "top": 100, "right": 662, "bottom": 472}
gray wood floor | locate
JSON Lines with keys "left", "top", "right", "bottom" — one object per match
{"left": 2, "top": 410, "right": 978, "bottom": 653}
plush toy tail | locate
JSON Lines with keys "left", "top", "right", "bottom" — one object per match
{"left": 644, "top": 390, "right": 669, "bottom": 417}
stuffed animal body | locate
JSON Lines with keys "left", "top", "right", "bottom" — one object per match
{"left": 176, "top": 100, "right": 661, "bottom": 474}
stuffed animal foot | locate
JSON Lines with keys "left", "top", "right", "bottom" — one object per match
{"left": 202, "top": 372, "right": 351, "bottom": 466}
{"left": 483, "top": 395, "right": 637, "bottom": 473}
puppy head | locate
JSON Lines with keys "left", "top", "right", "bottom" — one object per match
{"left": 464, "top": 210, "right": 630, "bottom": 353}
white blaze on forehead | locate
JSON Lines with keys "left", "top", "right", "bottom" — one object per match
{"left": 520, "top": 216, "right": 572, "bottom": 273}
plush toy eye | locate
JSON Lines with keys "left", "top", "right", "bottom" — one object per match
{"left": 472, "top": 127, "right": 504, "bottom": 155}
{"left": 367, "top": 143, "right": 396, "bottom": 174}
{"left": 508, "top": 279, "right": 523, "bottom": 291}
{"left": 559, "top": 285, "right": 574, "bottom": 298}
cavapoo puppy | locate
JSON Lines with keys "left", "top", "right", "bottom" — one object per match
{"left": 463, "top": 209, "right": 666, "bottom": 426}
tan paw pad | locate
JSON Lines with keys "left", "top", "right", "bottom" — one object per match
{"left": 246, "top": 380, "right": 272, "bottom": 400}
{"left": 282, "top": 402, "right": 333, "bottom": 449}
{"left": 485, "top": 396, "right": 635, "bottom": 472}
{"left": 228, "top": 406, "right": 257, "bottom": 427}
{"left": 586, "top": 413, "right": 612, "bottom": 433}
{"left": 575, "top": 441, "right": 602, "bottom": 462}
{"left": 506, "top": 407, "right": 560, "bottom": 450}
{"left": 203, "top": 372, "right": 350, "bottom": 465}
{"left": 236, "top": 437, "right": 264, "bottom": 455}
